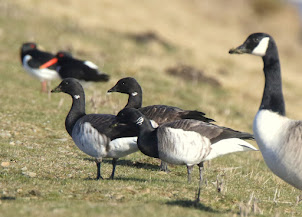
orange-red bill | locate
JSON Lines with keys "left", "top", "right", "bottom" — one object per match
{"left": 39, "top": 58, "right": 58, "bottom": 69}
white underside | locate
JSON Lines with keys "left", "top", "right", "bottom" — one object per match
{"left": 253, "top": 109, "right": 302, "bottom": 190}
{"left": 72, "top": 121, "right": 138, "bottom": 159}
{"left": 203, "top": 138, "right": 258, "bottom": 161}
{"left": 23, "top": 55, "right": 60, "bottom": 81}
{"left": 158, "top": 127, "right": 211, "bottom": 166}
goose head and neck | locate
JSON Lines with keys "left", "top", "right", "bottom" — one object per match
{"left": 229, "top": 33, "right": 285, "bottom": 116}
{"left": 115, "top": 108, "right": 159, "bottom": 158}
{"left": 51, "top": 78, "right": 86, "bottom": 136}
{"left": 108, "top": 77, "right": 143, "bottom": 109}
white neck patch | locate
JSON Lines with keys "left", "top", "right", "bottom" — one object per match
{"left": 252, "top": 37, "right": 270, "bottom": 57}
{"left": 136, "top": 117, "right": 144, "bottom": 125}
{"left": 74, "top": 95, "right": 80, "bottom": 99}
{"left": 131, "top": 92, "right": 138, "bottom": 96}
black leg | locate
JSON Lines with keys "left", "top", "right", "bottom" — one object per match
{"left": 187, "top": 165, "right": 194, "bottom": 183}
{"left": 95, "top": 158, "right": 104, "bottom": 180}
{"left": 195, "top": 162, "right": 204, "bottom": 204}
{"left": 160, "top": 160, "right": 169, "bottom": 173}
{"left": 109, "top": 158, "right": 118, "bottom": 180}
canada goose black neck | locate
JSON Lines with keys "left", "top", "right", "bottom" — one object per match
{"left": 229, "top": 33, "right": 285, "bottom": 116}
{"left": 261, "top": 38, "right": 285, "bottom": 116}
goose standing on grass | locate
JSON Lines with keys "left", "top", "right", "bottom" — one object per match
{"left": 108, "top": 77, "right": 214, "bottom": 171}
{"left": 51, "top": 78, "right": 137, "bottom": 180}
{"left": 40, "top": 51, "right": 110, "bottom": 82}
{"left": 113, "top": 108, "right": 257, "bottom": 202}
{"left": 229, "top": 33, "right": 302, "bottom": 190}
{"left": 20, "top": 42, "right": 60, "bottom": 92}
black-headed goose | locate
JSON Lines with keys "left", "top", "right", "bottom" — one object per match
{"left": 113, "top": 108, "right": 257, "bottom": 201}
{"left": 229, "top": 33, "right": 302, "bottom": 190}
{"left": 108, "top": 77, "right": 214, "bottom": 171}
{"left": 51, "top": 78, "right": 137, "bottom": 180}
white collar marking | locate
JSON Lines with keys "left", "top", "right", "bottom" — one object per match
{"left": 74, "top": 95, "right": 80, "bottom": 99}
{"left": 132, "top": 92, "right": 138, "bottom": 96}
{"left": 252, "top": 37, "right": 270, "bottom": 57}
{"left": 136, "top": 117, "right": 144, "bottom": 125}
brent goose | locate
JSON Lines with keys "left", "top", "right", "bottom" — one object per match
{"left": 229, "top": 33, "right": 302, "bottom": 190}
{"left": 20, "top": 42, "right": 60, "bottom": 92}
{"left": 108, "top": 77, "right": 214, "bottom": 171}
{"left": 51, "top": 78, "right": 137, "bottom": 180}
{"left": 41, "top": 51, "right": 110, "bottom": 82}
{"left": 113, "top": 108, "right": 257, "bottom": 202}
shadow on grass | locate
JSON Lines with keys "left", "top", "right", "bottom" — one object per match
{"left": 83, "top": 158, "right": 160, "bottom": 171}
{"left": 166, "top": 199, "right": 221, "bottom": 213}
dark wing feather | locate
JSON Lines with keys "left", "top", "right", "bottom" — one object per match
{"left": 139, "top": 105, "right": 214, "bottom": 125}
{"left": 80, "top": 114, "right": 137, "bottom": 140}
{"left": 162, "top": 119, "right": 254, "bottom": 143}
{"left": 26, "top": 50, "right": 57, "bottom": 69}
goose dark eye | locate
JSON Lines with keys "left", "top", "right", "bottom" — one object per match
{"left": 122, "top": 82, "right": 125, "bottom": 85}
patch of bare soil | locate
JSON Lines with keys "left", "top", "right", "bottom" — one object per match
{"left": 165, "top": 64, "right": 221, "bottom": 87}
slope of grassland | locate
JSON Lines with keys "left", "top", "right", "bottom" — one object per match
{"left": 1, "top": 0, "right": 302, "bottom": 216}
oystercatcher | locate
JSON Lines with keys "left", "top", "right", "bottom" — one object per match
{"left": 40, "top": 51, "right": 109, "bottom": 82}
{"left": 20, "top": 42, "right": 60, "bottom": 92}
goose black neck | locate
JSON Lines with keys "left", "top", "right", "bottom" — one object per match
{"left": 137, "top": 119, "right": 159, "bottom": 158}
{"left": 124, "top": 87, "right": 143, "bottom": 109}
{"left": 65, "top": 92, "right": 86, "bottom": 136}
{"left": 260, "top": 44, "right": 285, "bottom": 116}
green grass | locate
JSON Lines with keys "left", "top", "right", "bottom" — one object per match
{"left": 1, "top": 0, "right": 302, "bottom": 216}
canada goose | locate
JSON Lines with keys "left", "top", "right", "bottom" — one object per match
{"left": 229, "top": 33, "right": 302, "bottom": 190}
{"left": 40, "top": 51, "right": 110, "bottom": 82}
{"left": 51, "top": 78, "right": 137, "bottom": 180}
{"left": 20, "top": 42, "right": 60, "bottom": 92}
{"left": 113, "top": 108, "right": 257, "bottom": 201}
{"left": 108, "top": 77, "right": 215, "bottom": 172}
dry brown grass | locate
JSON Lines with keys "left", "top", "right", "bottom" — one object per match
{"left": 2, "top": 0, "right": 302, "bottom": 216}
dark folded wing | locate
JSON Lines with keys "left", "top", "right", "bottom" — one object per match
{"left": 162, "top": 119, "right": 254, "bottom": 143}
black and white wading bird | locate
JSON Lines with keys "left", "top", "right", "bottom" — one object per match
{"left": 51, "top": 78, "right": 137, "bottom": 180}
{"left": 40, "top": 51, "right": 110, "bottom": 83}
{"left": 108, "top": 77, "right": 215, "bottom": 172}
{"left": 20, "top": 42, "right": 60, "bottom": 92}
{"left": 113, "top": 108, "right": 257, "bottom": 202}
{"left": 229, "top": 33, "right": 302, "bottom": 190}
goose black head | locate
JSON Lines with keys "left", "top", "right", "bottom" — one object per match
{"left": 229, "top": 33, "right": 272, "bottom": 57}
{"left": 51, "top": 78, "right": 84, "bottom": 99}
{"left": 21, "top": 42, "right": 37, "bottom": 53}
{"left": 108, "top": 77, "right": 141, "bottom": 96}
{"left": 115, "top": 108, "right": 145, "bottom": 126}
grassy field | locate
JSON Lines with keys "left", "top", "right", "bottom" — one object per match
{"left": 1, "top": 0, "right": 302, "bottom": 216}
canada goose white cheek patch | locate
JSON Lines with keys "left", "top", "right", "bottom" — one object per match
{"left": 252, "top": 37, "right": 270, "bottom": 56}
